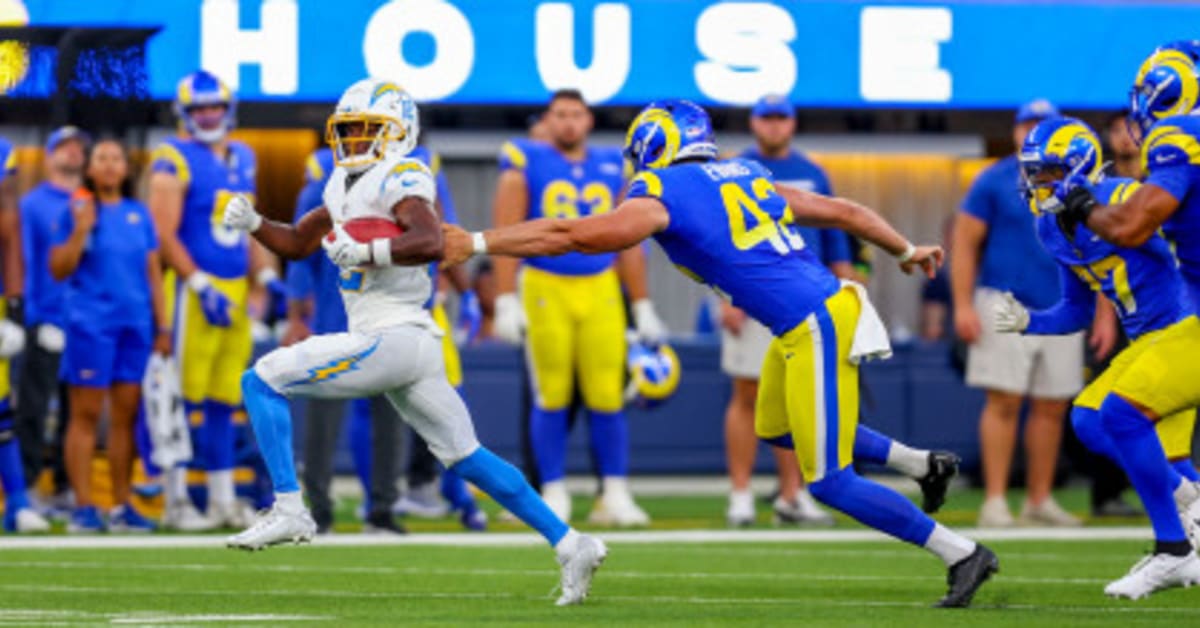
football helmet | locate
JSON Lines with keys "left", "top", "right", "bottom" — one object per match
{"left": 1128, "top": 44, "right": 1200, "bottom": 143}
{"left": 174, "top": 70, "right": 236, "bottom": 144}
{"left": 624, "top": 335, "right": 681, "bottom": 409}
{"left": 1018, "top": 116, "right": 1103, "bottom": 215}
{"left": 623, "top": 99, "right": 718, "bottom": 172}
{"left": 326, "top": 78, "right": 419, "bottom": 174}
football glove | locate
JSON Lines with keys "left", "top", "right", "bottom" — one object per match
{"left": 0, "top": 319, "right": 25, "bottom": 358}
{"left": 222, "top": 193, "right": 262, "bottom": 232}
{"left": 493, "top": 293, "right": 525, "bottom": 345}
{"left": 322, "top": 224, "right": 373, "bottom": 268}
{"left": 632, "top": 298, "right": 668, "bottom": 345}
{"left": 187, "top": 273, "right": 233, "bottom": 328}
{"left": 992, "top": 292, "right": 1030, "bottom": 333}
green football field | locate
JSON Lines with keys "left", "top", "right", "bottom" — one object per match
{"left": 2, "top": 488, "right": 1197, "bottom": 626}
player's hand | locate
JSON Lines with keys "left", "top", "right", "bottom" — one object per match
{"left": 187, "top": 273, "right": 233, "bottom": 328}
{"left": 153, "top": 330, "right": 173, "bottom": 356}
{"left": 322, "top": 224, "right": 372, "bottom": 268}
{"left": 1089, "top": 304, "right": 1118, "bottom": 361}
{"left": 954, "top": 304, "right": 982, "bottom": 344}
{"left": 992, "top": 292, "right": 1030, "bottom": 333}
{"left": 633, "top": 298, "right": 668, "bottom": 345}
{"left": 0, "top": 319, "right": 26, "bottom": 359}
{"left": 720, "top": 301, "right": 747, "bottom": 336}
{"left": 493, "top": 293, "right": 525, "bottom": 345}
{"left": 441, "top": 224, "right": 474, "bottom": 267}
{"left": 222, "top": 194, "right": 262, "bottom": 232}
{"left": 898, "top": 244, "right": 944, "bottom": 279}
{"left": 70, "top": 190, "right": 97, "bottom": 234}
{"left": 282, "top": 319, "right": 311, "bottom": 347}
{"left": 456, "top": 290, "right": 483, "bottom": 345}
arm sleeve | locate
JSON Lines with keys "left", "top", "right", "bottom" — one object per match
{"left": 1025, "top": 265, "right": 1096, "bottom": 335}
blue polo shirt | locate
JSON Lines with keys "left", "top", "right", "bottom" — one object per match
{"left": 739, "top": 147, "right": 851, "bottom": 266}
{"left": 51, "top": 197, "right": 158, "bottom": 333}
{"left": 21, "top": 182, "right": 71, "bottom": 327}
{"left": 960, "top": 156, "right": 1061, "bottom": 309}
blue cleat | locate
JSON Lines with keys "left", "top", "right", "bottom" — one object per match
{"left": 459, "top": 507, "right": 488, "bottom": 532}
{"left": 68, "top": 506, "right": 106, "bottom": 534}
{"left": 109, "top": 504, "right": 157, "bottom": 534}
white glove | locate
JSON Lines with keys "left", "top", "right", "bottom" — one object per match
{"left": 632, "top": 298, "right": 667, "bottom": 344}
{"left": 993, "top": 292, "right": 1030, "bottom": 333}
{"left": 36, "top": 324, "right": 65, "bottom": 352}
{"left": 493, "top": 293, "right": 525, "bottom": 345}
{"left": 0, "top": 319, "right": 25, "bottom": 358}
{"left": 222, "top": 193, "right": 262, "bottom": 232}
{"left": 322, "top": 224, "right": 372, "bottom": 268}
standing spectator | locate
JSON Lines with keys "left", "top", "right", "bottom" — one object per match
{"left": 919, "top": 216, "right": 955, "bottom": 343}
{"left": 50, "top": 139, "right": 167, "bottom": 533}
{"left": 17, "top": 126, "right": 87, "bottom": 506}
{"left": 951, "top": 100, "right": 1086, "bottom": 527}
{"left": 1107, "top": 111, "right": 1143, "bottom": 180}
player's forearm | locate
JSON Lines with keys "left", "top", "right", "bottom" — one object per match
{"left": 828, "top": 198, "right": 912, "bottom": 258}
{"left": 483, "top": 219, "right": 576, "bottom": 259}
{"left": 1086, "top": 203, "right": 1153, "bottom": 248}
{"left": 147, "top": 252, "right": 169, "bottom": 333}
{"left": 1025, "top": 299, "right": 1094, "bottom": 336}
{"left": 385, "top": 228, "right": 444, "bottom": 265}
{"left": 616, "top": 245, "right": 650, "bottom": 301}
{"left": 158, "top": 235, "right": 199, "bottom": 278}
{"left": 253, "top": 219, "right": 320, "bottom": 261}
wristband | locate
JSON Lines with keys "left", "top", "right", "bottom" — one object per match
{"left": 186, "top": 272, "right": 212, "bottom": 293}
{"left": 371, "top": 238, "right": 392, "bottom": 266}
{"left": 896, "top": 242, "right": 917, "bottom": 263}
{"left": 255, "top": 267, "right": 279, "bottom": 286}
{"left": 472, "top": 231, "right": 488, "bottom": 255}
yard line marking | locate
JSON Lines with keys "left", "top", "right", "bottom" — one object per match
{"left": 0, "top": 526, "right": 1156, "bottom": 550}
{"left": 0, "top": 609, "right": 329, "bottom": 625}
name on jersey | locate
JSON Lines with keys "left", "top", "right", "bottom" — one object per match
{"left": 700, "top": 161, "right": 752, "bottom": 181}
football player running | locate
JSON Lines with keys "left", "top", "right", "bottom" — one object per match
{"left": 444, "top": 100, "right": 997, "bottom": 608}
{"left": 1000, "top": 116, "right": 1200, "bottom": 599}
{"left": 221, "top": 79, "right": 605, "bottom": 606}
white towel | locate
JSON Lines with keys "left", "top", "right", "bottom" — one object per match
{"left": 840, "top": 280, "right": 892, "bottom": 364}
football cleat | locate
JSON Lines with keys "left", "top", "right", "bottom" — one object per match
{"left": 588, "top": 483, "right": 649, "bottom": 528}
{"left": 459, "top": 508, "right": 488, "bottom": 532}
{"left": 5, "top": 507, "right": 51, "bottom": 533}
{"left": 773, "top": 491, "right": 835, "bottom": 527}
{"left": 207, "top": 500, "right": 255, "bottom": 529}
{"left": 726, "top": 491, "right": 756, "bottom": 528}
{"left": 162, "top": 501, "right": 218, "bottom": 532}
{"left": 556, "top": 534, "right": 608, "bottom": 606}
{"left": 108, "top": 504, "right": 156, "bottom": 534}
{"left": 935, "top": 544, "right": 999, "bottom": 608}
{"left": 227, "top": 506, "right": 316, "bottom": 551}
{"left": 67, "top": 506, "right": 105, "bottom": 534}
{"left": 393, "top": 483, "right": 450, "bottom": 519}
{"left": 1104, "top": 552, "right": 1200, "bottom": 600}
{"left": 1174, "top": 481, "right": 1200, "bottom": 551}
{"left": 362, "top": 511, "right": 408, "bottom": 535}
{"left": 918, "top": 451, "right": 960, "bottom": 514}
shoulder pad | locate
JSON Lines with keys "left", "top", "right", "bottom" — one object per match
{"left": 1142, "top": 120, "right": 1200, "bottom": 171}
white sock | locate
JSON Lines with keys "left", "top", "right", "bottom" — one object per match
{"left": 886, "top": 442, "right": 930, "bottom": 479}
{"left": 208, "top": 469, "right": 235, "bottom": 506}
{"left": 166, "top": 467, "right": 189, "bottom": 503}
{"left": 1174, "top": 479, "right": 1200, "bottom": 509}
{"left": 924, "top": 523, "right": 977, "bottom": 567}
{"left": 275, "top": 491, "right": 305, "bottom": 514}
{"left": 729, "top": 488, "right": 753, "bottom": 506}
{"left": 542, "top": 480, "right": 568, "bottom": 497}
{"left": 602, "top": 476, "right": 629, "bottom": 496}
{"left": 554, "top": 528, "right": 580, "bottom": 557}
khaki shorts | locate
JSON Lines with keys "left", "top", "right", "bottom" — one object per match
{"left": 721, "top": 316, "right": 774, "bottom": 380}
{"left": 966, "top": 287, "right": 1084, "bottom": 399}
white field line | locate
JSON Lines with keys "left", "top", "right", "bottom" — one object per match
{"left": 0, "top": 609, "right": 329, "bottom": 625}
{"left": 0, "top": 526, "right": 1156, "bottom": 550}
{"left": 1, "top": 584, "right": 1198, "bottom": 617}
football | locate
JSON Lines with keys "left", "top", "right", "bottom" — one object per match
{"left": 333, "top": 216, "right": 403, "bottom": 243}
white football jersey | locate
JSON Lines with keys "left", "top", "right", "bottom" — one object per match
{"left": 322, "top": 154, "right": 439, "bottom": 335}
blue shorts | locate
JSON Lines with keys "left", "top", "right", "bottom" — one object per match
{"left": 60, "top": 324, "right": 152, "bottom": 387}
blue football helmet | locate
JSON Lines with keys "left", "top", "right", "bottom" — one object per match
{"left": 623, "top": 99, "right": 718, "bottom": 172}
{"left": 1018, "top": 116, "right": 1103, "bottom": 215}
{"left": 1128, "top": 44, "right": 1200, "bottom": 143}
{"left": 174, "top": 70, "right": 236, "bottom": 143}
{"left": 624, "top": 336, "right": 681, "bottom": 409}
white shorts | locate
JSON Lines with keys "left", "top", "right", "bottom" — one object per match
{"left": 721, "top": 316, "right": 774, "bottom": 380}
{"left": 966, "top": 288, "right": 1084, "bottom": 399}
{"left": 253, "top": 324, "right": 480, "bottom": 465}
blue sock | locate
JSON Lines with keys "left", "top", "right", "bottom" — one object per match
{"left": 808, "top": 466, "right": 935, "bottom": 546}
{"left": 134, "top": 407, "right": 160, "bottom": 476}
{"left": 1172, "top": 459, "right": 1200, "bottom": 482}
{"left": 241, "top": 370, "right": 299, "bottom": 494}
{"left": 588, "top": 410, "right": 628, "bottom": 477}
{"left": 1101, "top": 395, "right": 1187, "bottom": 543}
{"left": 530, "top": 407, "right": 568, "bottom": 483}
{"left": 0, "top": 405, "right": 29, "bottom": 513}
{"left": 184, "top": 400, "right": 207, "bottom": 471}
{"left": 853, "top": 425, "right": 892, "bottom": 465}
{"left": 451, "top": 447, "right": 568, "bottom": 545}
{"left": 1071, "top": 406, "right": 1119, "bottom": 461}
{"left": 440, "top": 469, "right": 478, "bottom": 514}
{"left": 204, "top": 400, "right": 236, "bottom": 471}
{"left": 348, "top": 398, "right": 373, "bottom": 510}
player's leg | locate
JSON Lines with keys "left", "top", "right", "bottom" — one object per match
{"left": 300, "top": 397, "right": 348, "bottom": 533}
{"left": 204, "top": 280, "right": 254, "bottom": 526}
{"left": 60, "top": 324, "right": 120, "bottom": 533}
{"left": 103, "top": 326, "right": 156, "bottom": 532}
{"left": 167, "top": 284, "right": 221, "bottom": 529}
{"left": 726, "top": 375, "right": 760, "bottom": 526}
{"left": 521, "top": 268, "right": 577, "bottom": 520}
{"left": 431, "top": 304, "right": 484, "bottom": 529}
{"left": 852, "top": 424, "right": 959, "bottom": 514}
{"left": 362, "top": 394, "right": 405, "bottom": 533}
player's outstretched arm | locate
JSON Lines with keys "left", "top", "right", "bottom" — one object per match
{"left": 224, "top": 194, "right": 331, "bottom": 260}
{"left": 776, "top": 184, "right": 942, "bottom": 278}
{"left": 442, "top": 198, "right": 668, "bottom": 266}
{"left": 1084, "top": 184, "right": 1179, "bottom": 248}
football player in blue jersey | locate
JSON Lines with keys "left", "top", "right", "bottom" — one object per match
{"left": 446, "top": 100, "right": 996, "bottom": 607}
{"left": 148, "top": 70, "right": 281, "bottom": 530}
{"left": 999, "top": 117, "right": 1200, "bottom": 599}
{"left": 492, "top": 89, "right": 666, "bottom": 526}
{"left": 0, "top": 135, "right": 47, "bottom": 533}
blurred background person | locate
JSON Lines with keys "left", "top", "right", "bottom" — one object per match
{"left": 919, "top": 216, "right": 956, "bottom": 343}
{"left": 951, "top": 100, "right": 1095, "bottom": 527}
{"left": 49, "top": 139, "right": 166, "bottom": 533}
{"left": 0, "top": 134, "right": 47, "bottom": 533}
{"left": 721, "top": 95, "right": 853, "bottom": 526}
{"left": 17, "top": 125, "right": 88, "bottom": 513}
{"left": 1107, "top": 110, "right": 1143, "bottom": 180}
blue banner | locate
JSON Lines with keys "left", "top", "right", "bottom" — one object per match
{"left": 16, "top": 0, "right": 1200, "bottom": 108}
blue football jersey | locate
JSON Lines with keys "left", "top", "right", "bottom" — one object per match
{"left": 150, "top": 136, "right": 256, "bottom": 279}
{"left": 498, "top": 139, "right": 625, "bottom": 275}
{"left": 1142, "top": 115, "right": 1200, "bottom": 308}
{"left": 1036, "top": 177, "right": 1192, "bottom": 339}
{"left": 627, "top": 158, "right": 841, "bottom": 336}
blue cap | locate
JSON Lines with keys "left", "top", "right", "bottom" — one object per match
{"left": 45, "top": 126, "right": 90, "bottom": 153}
{"left": 1015, "top": 99, "right": 1059, "bottom": 124}
{"left": 751, "top": 94, "right": 794, "bottom": 118}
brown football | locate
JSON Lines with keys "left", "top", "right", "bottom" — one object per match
{"left": 331, "top": 217, "right": 403, "bottom": 243}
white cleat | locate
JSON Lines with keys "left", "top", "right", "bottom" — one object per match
{"left": 208, "top": 500, "right": 254, "bottom": 529}
{"left": 1017, "top": 497, "right": 1082, "bottom": 527}
{"left": 1104, "top": 553, "right": 1200, "bottom": 600}
{"left": 541, "top": 481, "right": 572, "bottom": 523}
{"left": 162, "top": 502, "right": 218, "bottom": 532}
{"left": 726, "top": 491, "right": 756, "bottom": 528}
{"left": 226, "top": 506, "right": 316, "bottom": 551}
{"left": 13, "top": 508, "right": 50, "bottom": 533}
{"left": 774, "top": 490, "right": 835, "bottom": 526}
{"left": 556, "top": 534, "right": 607, "bottom": 606}
{"left": 393, "top": 483, "right": 450, "bottom": 519}
{"left": 588, "top": 488, "right": 650, "bottom": 528}
{"left": 1174, "top": 482, "right": 1200, "bottom": 551}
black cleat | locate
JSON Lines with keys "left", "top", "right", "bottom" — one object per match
{"left": 935, "top": 544, "right": 999, "bottom": 608}
{"left": 363, "top": 511, "right": 408, "bottom": 535}
{"left": 918, "top": 451, "right": 960, "bottom": 514}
